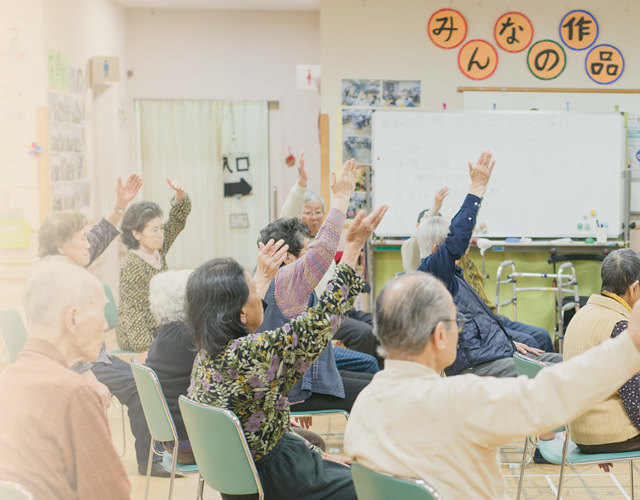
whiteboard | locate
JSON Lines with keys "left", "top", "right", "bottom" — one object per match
{"left": 372, "top": 111, "right": 625, "bottom": 239}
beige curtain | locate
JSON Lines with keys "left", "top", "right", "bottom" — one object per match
{"left": 135, "top": 100, "right": 269, "bottom": 270}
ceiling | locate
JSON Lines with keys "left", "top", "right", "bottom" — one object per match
{"left": 115, "top": 0, "right": 320, "bottom": 11}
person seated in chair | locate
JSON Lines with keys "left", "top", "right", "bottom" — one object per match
{"left": 38, "top": 174, "right": 171, "bottom": 477}
{"left": 344, "top": 268, "right": 640, "bottom": 499}
{"left": 416, "top": 151, "right": 561, "bottom": 377}
{"left": 564, "top": 249, "right": 640, "bottom": 455}
{"left": 0, "top": 257, "right": 130, "bottom": 499}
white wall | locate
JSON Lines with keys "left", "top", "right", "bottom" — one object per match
{"left": 43, "top": 0, "right": 131, "bottom": 289}
{"left": 125, "top": 8, "right": 322, "bottom": 209}
{"left": 320, "top": 0, "right": 640, "bottom": 170}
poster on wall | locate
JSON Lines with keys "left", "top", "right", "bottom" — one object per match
{"left": 223, "top": 154, "right": 253, "bottom": 197}
{"left": 48, "top": 50, "right": 90, "bottom": 211}
{"left": 341, "top": 79, "right": 381, "bottom": 107}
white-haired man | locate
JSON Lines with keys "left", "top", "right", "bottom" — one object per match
{"left": 0, "top": 257, "right": 130, "bottom": 499}
{"left": 345, "top": 270, "right": 640, "bottom": 499}
{"left": 416, "top": 151, "right": 560, "bottom": 377}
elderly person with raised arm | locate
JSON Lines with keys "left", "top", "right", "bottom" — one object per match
{"left": 37, "top": 174, "right": 171, "bottom": 477}
{"left": 416, "top": 151, "right": 561, "bottom": 377}
{"left": 116, "top": 178, "right": 191, "bottom": 352}
{"left": 280, "top": 153, "right": 378, "bottom": 360}
{"left": 186, "top": 204, "right": 388, "bottom": 500}
{"left": 344, "top": 269, "right": 640, "bottom": 500}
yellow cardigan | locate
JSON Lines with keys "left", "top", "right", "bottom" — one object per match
{"left": 563, "top": 294, "right": 635, "bottom": 445}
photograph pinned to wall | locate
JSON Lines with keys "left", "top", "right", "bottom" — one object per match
{"left": 347, "top": 166, "right": 370, "bottom": 218}
{"left": 342, "top": 136, "right": 371, "bottom": 165}
{"left": 383, "top": 80, "right": 421, "bottom": 107}
{"left": 342, "top": 109, "right": 373, "bottom": 136}
{"left": 48, "top": 52, "right": 88, "bottom": 212}
{"left": 342, "top": 79, "right": 381, "bottom": 107}
{"left": 51, "top": 179, "right": 91, "bottom": 212}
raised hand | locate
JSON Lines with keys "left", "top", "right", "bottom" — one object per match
{"left": 330, "top": 159, "right": 358, "bottom": 213}
{"left": 341, "top": 205, "right": 390, "bottom": 268}
{"left": 115, "top": 173, "right": 143, "bottom": 210}
{"left": 297, "top": 151, "right": 308, "bottom": 188}
{"left": 254, "top": 239, "right": 289, "bottom": 299}
{"left": 166, "top": 178, "right": 185, "bottom": 202}
{"left": 468, "top": 150, "right": 495, "bottom": 198}
{"left": 432, "top": 186, "right": 450, "bottom": 212}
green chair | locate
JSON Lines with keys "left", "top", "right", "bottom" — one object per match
{"left": 290, "top": 408, "right": 349, "bottom": 447}
{"left": 351, "top": 462, "right": 441, "bottom": 500}
{"left": 130, "top": 360, "right": 199, "bottom": 500}
{"left": 514, "top": 352, "right": 640, "bottom": 500}
{"left": 0, "top": 309, "right": 27, "bottom": 364}
{"left": 103, "top": 283, "right": 118, "bottom": 331}
{"left": 0, "top": 481, "right": 33, "bottom": 500}
{"left": 179, "top": 395, "right": 264, "bottom": 500}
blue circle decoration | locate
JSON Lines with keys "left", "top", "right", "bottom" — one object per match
{"left": 559, "top": 9, "right": 599, "bottom": 51}
{"left": 636, "top": 150, "right": 640, "bottom": 162}
{"left": 585, "top": 44, "right": 625, "bottom": 85}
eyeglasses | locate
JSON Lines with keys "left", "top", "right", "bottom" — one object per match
{"left": 440, "top": 312, "right": 466, "bottom": 332}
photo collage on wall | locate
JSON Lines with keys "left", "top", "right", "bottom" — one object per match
{"left": 341, "top": 79, "right": 421, "bottom": 218}
{"left": 48, "top": 50, "right": 90, "bottom": 211}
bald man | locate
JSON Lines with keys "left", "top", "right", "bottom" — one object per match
{"left": 0, "top": 257, "right": 130, "bottom": 500}
{"left": 345, "top": 272, "right": 640, "bottom": 500}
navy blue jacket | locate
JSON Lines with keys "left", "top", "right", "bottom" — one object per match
{"left": 417, "top": 193, "right": 515, "bottom": 375}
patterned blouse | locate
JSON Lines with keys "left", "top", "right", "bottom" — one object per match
{"left": 611, "top": 319, "right": 640, "bottom": 431}
{"left": 116, "top": 195, "right": 191, "bottom": 352}
{"left": 188, "top": 263, "right": 363, "bottom": 461}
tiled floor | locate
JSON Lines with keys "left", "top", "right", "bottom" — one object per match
{"left": 112, "top": 409, "right": 640, "bottom": 499}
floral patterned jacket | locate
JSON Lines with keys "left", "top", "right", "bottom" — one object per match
{"left": 188, "top": 263, "right": 363, "bottom": 461}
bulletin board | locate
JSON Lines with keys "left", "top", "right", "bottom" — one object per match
{"left": 372, "top": 110, "right": 626, "bottom": 239}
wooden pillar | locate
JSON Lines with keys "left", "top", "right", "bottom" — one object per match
{"left": 319, "top": 113, "right": 330, "bottom": 208}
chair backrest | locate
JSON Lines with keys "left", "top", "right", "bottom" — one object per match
{"left": 130, "top": 359, "right": 177, "bottom": 442}
{"left": 0, "top": 480, "right": 34, "bottom": 500}
{"left": 351, "top": 463, "right": 441, "bottom": 500}
{"left": 178, "top": 395, "right": 263, "bottom": 498}
{"left": 0, "top": 309, "right": 28, "bottom": 363}
{"left": 103, "top": 283, "right": 118, "bottom": 330}
{"left": 513, "top": 352, "right": 547, "bottom": 379}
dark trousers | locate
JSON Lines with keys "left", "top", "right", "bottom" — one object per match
{"left": 91, "top": 356, "right": 157, "bottom": 465}
{"left": 291, "top": 370, "right": 372, "bottom": 413}
{"left": 578, "top": 433, "right": 640, "bottom": 453}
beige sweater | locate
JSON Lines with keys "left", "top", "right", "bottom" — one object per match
{"left": 563, "top": 294, "right": 635, "bottom": 445}
{"left": 345, "top": 332, "right": 640, "bottom": 500}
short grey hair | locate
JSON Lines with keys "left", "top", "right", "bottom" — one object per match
{"left": 149, "top": 269, "right": 193, "bottom": 325}
{"left": 375, "top": 272, "right": 453, "bottom": 357}
{"left": 25, "top": 256, "right": 101, "bottom": 329}
{"left": 303, "top": 190, "right": 325, "bottom": 212}
{"left": 601, "top": 249, "right": 640, "bottom": 296}
{"left": 416, "top": 216, "right": 449, "bottom": 259}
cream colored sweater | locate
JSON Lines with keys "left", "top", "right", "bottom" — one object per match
{"left": 563, "top": 294, "right": 635, "bottom": 445}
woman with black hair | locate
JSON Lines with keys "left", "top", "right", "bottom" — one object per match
{"left": 185, "top": 205, "right": 388, "bottom": 500}
{"left": 115, "top": 178, "right": 191, "bottom": 352}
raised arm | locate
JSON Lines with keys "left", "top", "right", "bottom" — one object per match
{"left": 248, "top": 204, "right": 388, "bottom": 392}
{"left": 274, "top": 160, "right": 358, "bottom": 318}
{"left": 161, "top": 178, "right": 191, "bottom": 255}
{"left": 254, "top": 239, "right": 289, "bottom": 299}
{"left": 418, "top": 151, "right": 495, "bottom": 291}
{"left": 280, "top": 151, "right": 308, "bottom": 218}
{"left": 464, "top": 301, "right": 640, "bottom": 447}
{"left": 104, "top": 173, "right": 143, "bottom": 228}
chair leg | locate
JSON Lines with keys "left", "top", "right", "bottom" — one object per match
{"left": 631, "top": 460, "right": 635, "bottom": 500}
{"left": 516, "top": 436, "right": 530, "bottom": 500}
{"left": 144, "top": 443, "right": 154, "bottom": 500}
{"left": 556, "top": 433, "right": 570, "bottom": 500}
{"left": 195, "top": 474, "right": 204, "bottom": 500}
{"left": 168, "top": 439, "right": 178, "bottom": 500}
